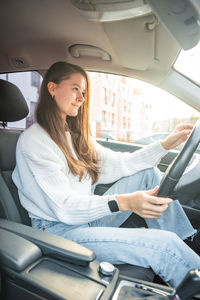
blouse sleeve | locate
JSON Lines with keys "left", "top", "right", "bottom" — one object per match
{"left": 94, "top": 140, "right": 168, "bottom": 185}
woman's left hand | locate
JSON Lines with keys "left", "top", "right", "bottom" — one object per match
{"left": 160, "top": 124, "right": 193, "bottom": 150}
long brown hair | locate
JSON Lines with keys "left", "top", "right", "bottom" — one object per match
{"left": 35, "top": 61, "right": 99, "bottom": 184}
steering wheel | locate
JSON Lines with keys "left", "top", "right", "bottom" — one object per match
{"left": 157, "top": 120, "right": 200, "bottom": 197}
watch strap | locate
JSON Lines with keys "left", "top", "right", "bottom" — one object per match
{"left": 108, "top": 196, "right": 120, "bottom": 212}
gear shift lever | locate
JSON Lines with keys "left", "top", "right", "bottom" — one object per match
{"left": 174, "top": 269, "right": 200, "bottom": 300}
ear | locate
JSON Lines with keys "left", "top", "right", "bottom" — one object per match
{"left": 47, "top": 81, "right": 57, "bottom": 97}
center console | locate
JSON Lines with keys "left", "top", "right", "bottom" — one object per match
{"left": 0, "top": 219, "right": 200, "bottom": 300}
{"left": 1, "top": 247, "right": 175, "bottom": 300}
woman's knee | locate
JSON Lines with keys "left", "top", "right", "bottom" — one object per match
{"left": 144, "top": 167, "right": 161, "bottom": 178}
{"left": 134, "top": 167, "right": 161, "bottom": 190}
{"left": 144, "top": 167, "right": 162, "bottom": 189}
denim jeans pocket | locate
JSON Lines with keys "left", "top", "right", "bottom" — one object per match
{"left": 31, "top": 218, "right": 57, "bottom": 231}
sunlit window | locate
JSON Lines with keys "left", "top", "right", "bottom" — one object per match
{"left": 88, "top": 71, "right": 199, "bottom": 149}
{"left": 1, "top": 71, "right": 199, "bottom": 153}
{"left": 174, "top": 42, "right": 200, "bottom": 85}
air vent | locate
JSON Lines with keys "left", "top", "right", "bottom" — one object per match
{"left": 10, "top": 57, "right": 29, "bottom": 68}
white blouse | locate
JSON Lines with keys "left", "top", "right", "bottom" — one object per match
{"left": 12, "top": 123, "right": 168, "bottom": 225}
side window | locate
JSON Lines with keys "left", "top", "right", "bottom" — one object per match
{"left": 88, "top": 72, "right": 200, "bottom": 151}
{"left": 2, "top": 71, "right": 199, "bottom": 153}
{"left": 0, "top": 71, "right": 42, "bottom": 129}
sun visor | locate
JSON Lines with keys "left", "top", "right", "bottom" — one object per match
{"left": 148, "top": 0, "right": 200, "bottom": 50}
{"left": 103, "top": 16, "right": 155, "bottom": 71}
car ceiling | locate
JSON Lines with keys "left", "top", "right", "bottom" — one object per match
{"left": 1, "top": 0, "right": 200, "bottom": 111}
{"left": 0, "top": 0, "right": 180, "bottom": 77}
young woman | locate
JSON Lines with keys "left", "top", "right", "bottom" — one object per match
{"left": 12, "top": 61, "right": 200, "bottom": 287}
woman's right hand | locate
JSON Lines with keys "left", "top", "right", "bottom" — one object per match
{"left": 116, "top": 186, "right": 172, "bottom": 219}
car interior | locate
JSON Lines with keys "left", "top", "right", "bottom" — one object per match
{"left": 1, "top": 0, "right": 200, "bottom": 299}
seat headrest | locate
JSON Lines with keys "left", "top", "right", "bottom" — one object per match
{"left": 0, "top": 79, "right": 29, "bottom": 122}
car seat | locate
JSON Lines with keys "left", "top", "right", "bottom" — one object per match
{"left": 0, "top": 78, "right": 155, "bottom": 282}
{"left": 0, "top": 79, "right": 31, "bottom": 225}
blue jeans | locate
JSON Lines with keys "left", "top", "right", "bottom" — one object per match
{"left": 31, "top": 168, "right": 200, "bottom": 287}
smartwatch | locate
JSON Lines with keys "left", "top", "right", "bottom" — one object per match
{"left": 108, "top": 196, "right": 120, "bottom": 212}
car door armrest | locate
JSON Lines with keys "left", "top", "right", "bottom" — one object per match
{"left": 0, "top": 219, "right": 96, "bottom": 266}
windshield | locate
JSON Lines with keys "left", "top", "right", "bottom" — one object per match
{"left": 174, "top": 41, "right": 200, "bottom": 85}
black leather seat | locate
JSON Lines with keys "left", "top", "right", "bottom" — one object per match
{"left": 0, "top": 79, "right": 155, "bottom": 282}
{"left": 0, "top": 79, "right": 30, "bottom": 225}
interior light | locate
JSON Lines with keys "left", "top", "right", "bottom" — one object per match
{"left": 71, "top": 0, "right": 152, "bottom": 22}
